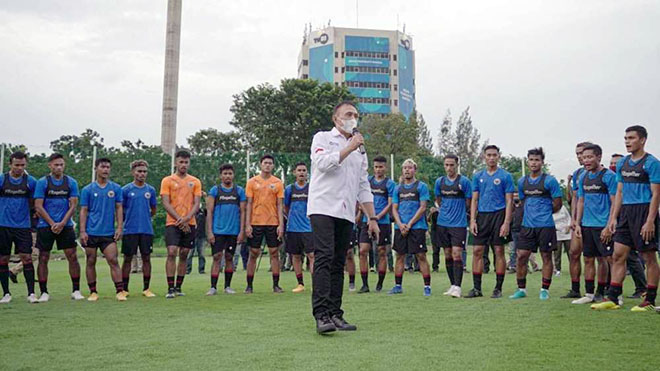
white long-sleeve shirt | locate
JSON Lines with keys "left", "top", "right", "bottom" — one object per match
{"left": 553, "top": 205, "right": 572, "bottom": 241}
{"left": 307, "top": 127, "right": 374, "bottom": 222}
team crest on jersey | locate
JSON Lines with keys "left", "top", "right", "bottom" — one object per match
{"left": 93, "top": 193, "right": 98, "bottom": 197}
{"left": 130, "top": 192, "right": 135, "bottom": 197}
{"left": 269, "top": 184, "right": 275, "bottom": 190}
{"left": 188, "top": 182, "right": 194, "bottom": 188}
{"left": 494, "top": 178, "right": 501, "bottom": 185}
{"left": 108, "top": 190, "right": 115, "bottom": 198}
{"left": 145, "top": 192, "right": 152, "bottom": 199}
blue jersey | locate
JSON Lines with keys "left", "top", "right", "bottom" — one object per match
{"left": 577, "top": 169, "right": 616, "bottom": 227}
{"left": 0, "top": 173, "right": 37, "bottom": 229}
{"left": 616, "top": 154, "right": 660, "bottom": 205}
{"left": 393, "top": 180, "right": 430, "bottom": 230}
{"left": 472, "top": 168, "right": 515, "bottom": 213}
{"left": 122, "top": 182, "right": 157, "bottom": 235}
{"left": 208, "top": 185, "right": 246, "bottom": 235}
{"left": 361, "top": 176, "right": 396, "bottom": 224}
{"left": 80, "top": 181, "right": 123, "bottom": 236}
{"left": 434, "top": 175, "right": 472, "bottom": 228}
{"left": 518, "top": 174, "right": 562, "bottom": 228}
{"left": 33, "top": 175, "right": 79, "bottom": 228}
{"left": 571, "top": 167, "right": 586, "bottom": 196}
{"left": 284, "top": 183, "right": 312, "bottom": 233}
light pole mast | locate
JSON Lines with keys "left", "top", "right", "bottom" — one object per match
{"left": 161, "top": 0, "right": 182, "bottom": 154}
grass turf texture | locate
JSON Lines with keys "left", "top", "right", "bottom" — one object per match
{"left": 2, "top": 252, "right": 659, "bottom": 370}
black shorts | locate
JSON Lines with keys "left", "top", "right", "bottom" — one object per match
{"left": 165, "top": 225, "right": 196, "bottom": 249}
{"left": 393, "top": 229, "right": 427, "bottom": 255}
{"left": 36, "top": 226, "right": 77, "bottom": 251}
{"left": 436, "top": 226, "right": 467, "bottom": 249}
{"left": 285, "top": 232, "right": 313, "bottom": 255}
{"left": 614, "top": 203, "right": 659, "bottom": 252}
{"left": 347, "top": 225, "right": 360, "bottom": 251}
{"left": 212, "top": 234, "right": 237, "bottom": 255}
{"left": 582, "top": 227, "right": 613, "bottom": 257}
{"left": 517, "top": 227, "right": 557, "bottom": 253}
{"left": 0, "top": 227, "right": 33, "bottom": 255}
{"left": 358, "top": 223, "right": 392, "bottom": 246}
{"left": 121, "top": 234, "right": 153, "bottom": 256}
{"left": 473, "top": 209, "right": 509, "bottom": 246}
{"left": 83, "top": 235, "right": 116, "bottom": 251}
{"left": 248, "top": 225, "right": 279, "bottom": 249}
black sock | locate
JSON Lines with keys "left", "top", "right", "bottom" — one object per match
{"left": 0, "top": 264, "right": 9, "bottom": 295}
{"left": 143, "top": 275, "right": 150, "bottom": 291}
{"left": 296, "top": 273, "right": 304, "bottom": 285}
{"left": 225, "top": 269, "right": 233, "bottom": 288}
{"left": 647, "top": 285, "right": 657, "bottom": 305}
{"left": 446, "top": 258, "right": 455, "bottom": 286}
{"left": 361, "top": 272, "right": 368, "bottom": 287}
{"left": 517, "top": 278, "right": 526, "bottom": 289}
{"left": 272, "top": 273, "right": 280, "bottom": 287}
{"left": 571, "top": 280, "right": 580, "bottom": 293}
{"left": 473, "top": 272, "right": 482, "bottom": 291}
{"left": 247, "top": 274, "right": 254, "bottom": 288}
{"left": 377, "top": 270, "right": 386, "bottom": 287}
{"left": 607, "top": 282, "right": 622, "bottom": 303}
{"left": 175, "top": 275, "right": 184, "bottom": 289}
{"left": 349, "top": 274, "right": 355, "bottom": 284}
{"left": 453, "top": 260, "right": 463, "bottom": 287}
{"left": 39, "top": 280, "right": 48, "bottom": 294}
{"left": 23, "top": 263, "right": 35, "bottom": 295}
{"left": 167, "top": 276, "right": 175, "bottom": 290}
{"left": 88, "top": 281, "right": 97, "bottom": 294}
{"left": 585, "top": 279, "right": 595, "bottom": 294}
{"left": 495, "top": 273, "right": 505, "bottom": 291}
{"left": 423, "top": 274, "right": 431, "bottom": 286}
{"left": 542, "top": 277, "right": 551, "bottom": 290}
{"left": 395, "top": 274, "right": 403, "bottom": 285}
{"left": 71, "top": 276, "right": 80, "bottom": 292}
{"left": 596, "top": 281, "right": 606, "bottom": 296}
{"left": 122, "top": 275, "right": 129, "bottom": 292}
{"left": 114, "top": 281, "right": 124, "bottom": 293}
{"left": 211, "top": 274, "right": 219, "bottom": 289}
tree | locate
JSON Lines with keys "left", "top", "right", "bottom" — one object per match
{"left": 187, "top": 129, "right": 244, "bottom": 156}
{"left": 436, "top": 110, "right": 455, "bottom": 159}
{"left": 409, "top": 110, "right": 433, "bottom": 156}
{"left": 229, "top": 78, "right": 354, "bottom": 154}
{"left": 50, "top": 129, "right": 105, "bottom": 162}
{"left": 453, "top": 107, "right": 482, "bottom": 177}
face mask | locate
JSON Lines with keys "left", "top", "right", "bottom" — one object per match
{"left": 341, "top": 118, "right": 357, "bottom": 133}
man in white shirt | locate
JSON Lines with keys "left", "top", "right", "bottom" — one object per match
{"left": 308, "top": 101, "right": 379, "bottom": 334}
{"left": 553, "top": 204, "right": 572, "bottom": 276}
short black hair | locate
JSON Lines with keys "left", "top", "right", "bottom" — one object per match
{"left": 373, "top": 156, "right": 387, "bottom": 163}
{"left": 219, "top": 163, "right": 234, "bottom": 173}
{"left": 175, "top": 150, "right": 191, "bottom": 159}
{"left": 48, "top": 153, "right": 64, "bottom": 162}
{"left": 582, "top": 144, "right": 602, "bottom": 157}
{"left": 294, "top": 162, "right": 307, "bottom": 169}
{"left": 611, "top": 153, "right": 624, "bottom": 158}
{"left": 483, "top": 145, "right": 500, "bottom": 153}
{"left": 444, "top": 154, "right": 459, "bottom": 164}
{"left": 260, "top": 154, "right": 274, "bottom": 164}
{"left": 9, "top": 151, "right": 27, "bottom": 163}
{"left": 576, "top": 141, "right": 592, "bottom": 148}
{"left": 95, "top": 157, "right": 112, "bottom": 167}
{"left": 527, "top": 147, "right": 545, "bottom": 160}
{"left": 333, "top": 101, "right": 358, "bottom": 115}
{"left": 625, "top": 125, "right": 648, "bottom": 139}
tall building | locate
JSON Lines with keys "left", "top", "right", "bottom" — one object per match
{"left": 298, "top": 27, "right": 416, "bottom": 119}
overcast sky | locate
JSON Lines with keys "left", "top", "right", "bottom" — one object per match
{"left": 1, "top": 0, "right": 658, "bottom": 179}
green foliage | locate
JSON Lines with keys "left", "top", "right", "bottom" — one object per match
{"left": 187, "top": 129, "right": 244, "bottom": 156}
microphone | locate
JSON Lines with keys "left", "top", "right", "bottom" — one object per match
{"left": 352, "top": 127, "right": 365, "bottom": 155}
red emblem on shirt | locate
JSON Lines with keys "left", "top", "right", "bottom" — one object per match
{"left": 315, "top": 148, "right": 324, "bottom": 153}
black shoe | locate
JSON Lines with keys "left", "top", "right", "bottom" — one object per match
{"left": 331, "top": 315, "right": 357, "bottom": 331}
{"left": 483, "top": 268, "right": 490, "bottom": 274}
{"left": 358, "top": 285, "right": 370, "bottom": 294}
{"left": 432, "top": 268, "right": 439, "bottom": 273}
{"left": 627, "top": 290, "right": 645, "bottom": 299}
{"left": 375, "top": 283, "right": 383, "bottom": 293}
{"left": 245, "top": 287, "right": 253, "bottom": 294}
{"left": 174, "top": 287, "right": 185, "bottom": 296}
{"left": 506, "top": 267, "right": 516, "bottom": 274}
{"left": 316, "top": 316, "right": 337, "bottom": 334}
{"left": 9, "top": 272, "right": 18, "bottom": 283}
{"left": 593, "top": 293, "right": 604, "bottom": 302}
{"left": 199, "top": 271, "right": 205, "bottom": 274}
{"left": 560, "top": 290, "right": 581, "bottom": 299}
{"left": 273, "top": 286, "right": 283, "bottom": 293}
{"left": 491, "top": 289, "right": 502, "bottom": 299}
{"left": 464, "top": 289, "right": 483, "bottom": 298}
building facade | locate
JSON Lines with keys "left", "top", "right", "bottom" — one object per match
{"left": 298, "top": 27, "right": 415, "bottom": 119}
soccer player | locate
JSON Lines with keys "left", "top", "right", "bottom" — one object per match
{"left": 357, "top": 156, "right": 395, "bottom": 293}
{"left": 563, "top": 141, "right": 592, "bottom": 299}
{"left": 284, "top": 162, "right": 314, "bottom": 293}
{"left": 345, "top": 207, "right": 361, "bottom": 292}
{"left": 593, "top": 125, "right": 660, "bottom": 312}
{"left": 245, "top": 154, "right": 284, "bottom": 293}
{"left": 389, "top": 159, "right": 432, "bottom": 296}
{"left": 34, "top": 153, "right": 83, "bottom": 301}
{"left": 609, "top": 154, "right": 624, "bottom": 172}
{"left": 468, "top": 145, "right": 515, "bottom": 298}
{"left": 571, "top": 144, "right": 617, "bottom": 304}
{"left": 435, "top": 154, "right": 472, "bottom": 298}
{"left": 161, "top": 150, "right": 202, "bottom": 298}
{"left": 510, "top": 148, "right": 562, "bottom": 300}
{"left": 79, "top": 158, "right": 125, "bottom": 302}
{"left": 120, "top": 160, "right": 157, "bottom": 297}
{"left": 0, "top": 152, "right": 38, "bottom": 304}
{"left": 206, "top": 163, "right": 245, "bottom": 295}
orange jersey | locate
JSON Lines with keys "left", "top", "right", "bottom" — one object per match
{"left": 160, "top": 174, "right": 202, "bottom": 226}
{"left": 246, "top": 175, "right": 284, "bottom": 226}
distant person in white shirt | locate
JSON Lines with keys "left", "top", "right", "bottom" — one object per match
{"left": 307, "top": 101, "right": 379, "bottom": 335}
{"left": 553, "top": 204, "right": 572, "bottom": 276}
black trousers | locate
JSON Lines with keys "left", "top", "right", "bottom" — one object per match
{"left": 626, "top": 249, "right": 647, "bottom": 292}
{"left": 311, "top": 214, "right": 353, "bottom": 319}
